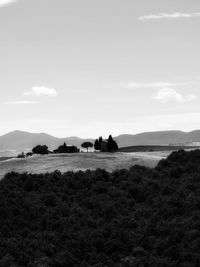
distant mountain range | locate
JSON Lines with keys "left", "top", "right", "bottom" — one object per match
{"left": 0, "top": 130, "right": 200, "bottom": 151}
{"left": 116, "top": 130, "right": 200, "bottom": 147}
{"left": 0, "top": 130, "right": 94, "bottom": 151}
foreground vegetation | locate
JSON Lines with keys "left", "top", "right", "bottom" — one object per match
{"left": 0, "top": 149, "right": 200, "bottom": 266}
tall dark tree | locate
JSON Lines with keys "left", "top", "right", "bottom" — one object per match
{"left": 81, "top": 142, "right": 93, "bottom": 152}
{"left": 107, "top": 135, "right": 118, "bottom": 152}
{"left": 94, "top": 139, "right": 101, "bottom": 151}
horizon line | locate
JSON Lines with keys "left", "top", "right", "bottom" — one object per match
{"left": 1, "top": 128, "right": 200, "bottom": 139}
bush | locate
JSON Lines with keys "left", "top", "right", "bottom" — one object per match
{"left": 32, "top": 145, "right": 49, "bottom": 155}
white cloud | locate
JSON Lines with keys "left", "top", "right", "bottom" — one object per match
{"left": 186, "top": 94, "right": 197, "bottom": 101}
{"left": 124, "top": 82, "right": 185, "bottom": 89}
{"left": 139, "top": 12, "right": 200, "bottom": 21}
{"left": 24, "top": 86, "right": 58, "bottom": 97}
{"left": 0, "top": 0, "right": 16, "bottom": 7}
{"left": 153, "top": 88, "right": 197, "bottom": 102}
{"left": 6, "top": 100, "right": 38, "bottom": 105}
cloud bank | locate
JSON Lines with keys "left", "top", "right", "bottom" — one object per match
{"left": 24, "top": 86, "right": 58, "bottom": 97}
{"left": 0, "top": 0, "right": 17, "bottom": 7}
{"left": 153, "top": 88, "right": 197, "bottom": 103}
{"left": 6, "top": 100, "right": 38, "bottom": 105}
{"left": 125, "top": 82, "right": 184, "bottom": 89}
{"left": 139, "top": 12, "right": 200, "bottom": 20}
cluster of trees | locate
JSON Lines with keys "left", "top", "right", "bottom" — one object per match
{"left": 94, "top": 135, "right": 118, "bottom": 152}
{"left": 17, "top": 145, "right": 49, "bottom": 157}
{"left": 17, "top": 135, "right": 118, "bottom": 156}
{"left": 29, "top": 144, "right": 80, "bottom": 155}
{"left": 81, "top": 135, "right": 118, "bottom": 152}
{"left": 17, "top": 152, "right": 26, "bottom": 158}
{"left": 31, "top": 143, "right": 95, "bottom": 154}
{"left": 32, "top": 145, "right": 49, "bottom": 155}
{"left": 1, "top": 149, "right": 200, "bottom": 266}
{"left": 17, "top": 152, "right": 33, "bottom": 158}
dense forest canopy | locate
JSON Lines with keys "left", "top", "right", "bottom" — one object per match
{"left": 0, "top": 149, "right": 200, "bottom": 266}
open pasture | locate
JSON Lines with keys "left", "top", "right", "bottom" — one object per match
{"left": 0, "top": 151, "right": 167, "bottom": 179}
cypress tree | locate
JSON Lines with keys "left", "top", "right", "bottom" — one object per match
{"left": 94, "top": 139, "right": 101, "bottom": 151}
{"left": 107, "top": 135, "right": 118, "bottom": 152}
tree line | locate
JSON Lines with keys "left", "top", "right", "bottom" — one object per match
{"left": 18, "top": 135, "right": 118, "bottom": 157}
{"left": 81, "top": 135, "right": 118, "bottom": 152}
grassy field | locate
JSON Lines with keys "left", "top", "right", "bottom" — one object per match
{"left": 118, "top": 145, "right": 200, "bottom": 152}
{"left": 0, "top": 152, "right": 168, "bottom": 179}
{"left": 0, "top": 157, "right": 12, "bottom": 162}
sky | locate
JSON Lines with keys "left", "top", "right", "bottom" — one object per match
{"left": 0, "top": 0, "right": 200, "bottom": 138}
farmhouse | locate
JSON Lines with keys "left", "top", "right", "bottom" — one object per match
{"left": 54, "top": 143, "right": 79, "bottom": 153}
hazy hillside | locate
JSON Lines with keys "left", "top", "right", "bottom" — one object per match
{"left": 1, "top": 130, "right": 200, "bottom": 151}
{"left": 115, "top": 130, "right": 200, "bottom": 147}
{"left": 0, "top": 130, "right": 94, "bottom": 151}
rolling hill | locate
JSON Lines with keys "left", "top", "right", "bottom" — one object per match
{"left": 115, "top": 130, "right": 200, "bottom": 147}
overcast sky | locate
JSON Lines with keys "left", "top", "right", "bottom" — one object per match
{"left": 0, "top": 0, "right": 200, "bottom": 137}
